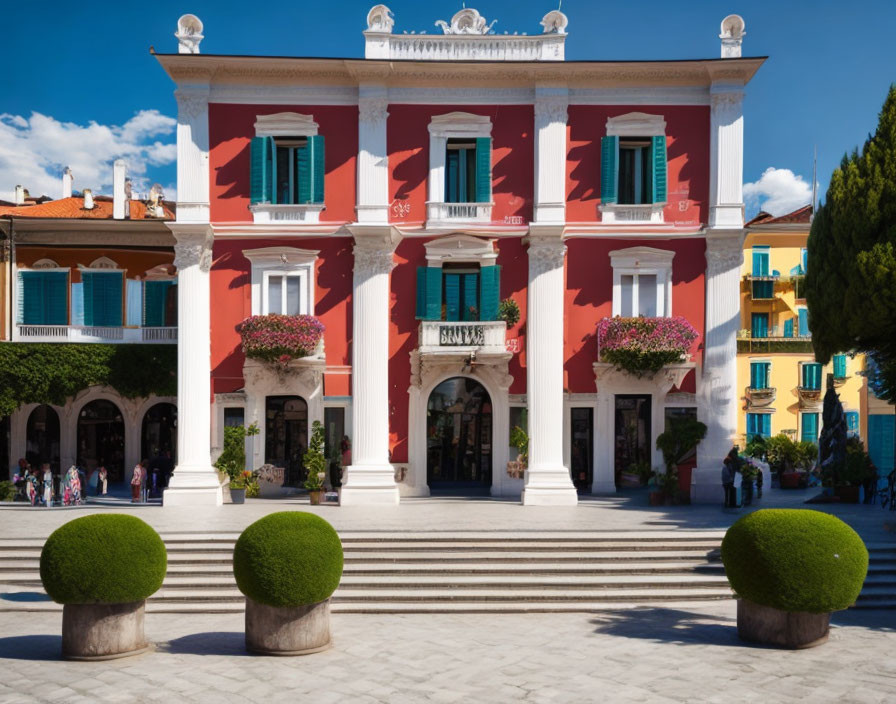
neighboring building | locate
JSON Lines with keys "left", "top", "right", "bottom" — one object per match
{"left": 0, "top": 163, "right": 178, "bottom": 484}
{"left": 154, "top": 7, "right": 763, "bottom": 506}
{"left": 737, "top": 206, "right": 865, "bottom": 446}
{"left": 864, "top": 385, "right": 895, "bottom": 477}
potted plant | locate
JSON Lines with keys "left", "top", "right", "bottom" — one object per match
{"left": 229, "top": 471, "right": 247, "bottom": 504}
{"left": 655, "top": 417, "right": 707, "bottom": 504}
{"left": 721, "top": 509, "right": 868, "bottom": 648}
{"left": 739, "top": 460, "right": 758, "bottom": 506}
{"left": 507, "top": 425, "right": 528, "bottom": 479}
{"left": 215, "top": 423, "right": 259, "bottom": 503}
{"left": 233, "top": 512, "right": 344, "bottom": 655}
{"left": 830, "top": 438, "right": 874, "bottom": 503}
{"left": 649, "top": 467, "right": 680, "bottom": 505}
{"left": 303, "top": 420, "right": 327, "bottom": 505}
{"left": 597, "top": 316, "right": 698, "bottom": 377}
{"left": 40, "top": 514, "right": 167, "bottom": 660}
{"left": 498, "top": 298, "right": 521, "bottom": 328}
{"left": 236, "top": 314, "right": 325, "bottom": 371}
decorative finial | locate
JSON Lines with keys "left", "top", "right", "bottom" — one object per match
{"left": 365, "top": 4, "right": 394, "bottom": 33}
{"left": 435, "top": 8, "right": 496, "bottom": 35}
{"left": 540, "top": 10, "right": 568, "bottom": 35}
{"left": 175, "top": 14, "right": 204, "bottom": 54}
{"left": 719, "top": 14, "right": 745, "bottom": 58}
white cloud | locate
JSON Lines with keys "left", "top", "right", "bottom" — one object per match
{"left": 0, "top": 110, "right": 176, "bottom": 202}
{"left": 744, "top": 167, "right": 813, "bottom": 217}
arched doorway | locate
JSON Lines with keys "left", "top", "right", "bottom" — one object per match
{"left": 265, "top": 396, "right": 308, "bottom": 487}
{"left": 77, "top": 400, "right": 125, "bottom": 483}
{"left": 26, "top": 405, "right": 60, "bottom": 472}
{"left": 427, "top": 377, "right": 492, "bottom": 494}
{"left": 142, "top": 403, "right": 177, "bottom": 491}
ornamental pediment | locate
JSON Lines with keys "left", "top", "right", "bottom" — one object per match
{"left": 424, "top": 234, "right": 497, "bottom": 264}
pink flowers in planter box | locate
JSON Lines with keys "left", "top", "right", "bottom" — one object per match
{"left": 236, "top": 314, "right": 325, "bottom": 369}
{"left": 597, "top": 316, "right": 698, "bottom": 376}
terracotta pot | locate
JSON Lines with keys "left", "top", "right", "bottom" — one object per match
{"left": 245, "top": 597, "right": 331, "bottom": 656}
{"left": 737, "top": 598, "right": 830, "bottom": 649}
{"left": 230, "top": 488, "right": 246, "bottom": 504}
{"left": 309, "top": 490, "right": 323, "bottom": 506}
{"left": 62, "top": 601, "right": 150, "bottom": 660}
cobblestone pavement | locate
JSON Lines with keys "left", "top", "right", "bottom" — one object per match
{"left": 1, "top": 605, "right": 894, "bottom": 704}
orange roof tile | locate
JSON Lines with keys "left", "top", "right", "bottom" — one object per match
{"left": 0, "top": 196, "right": 174, "bottom": 220}
{"left": 746, "top": 204, "right": 812, "bottom": 227}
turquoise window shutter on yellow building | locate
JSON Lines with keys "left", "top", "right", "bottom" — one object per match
{"left": 833, "top": 354, "right": 847, "bottom": 379}
{"left": 752, "top": 246, "right": 770, "bottom": 276}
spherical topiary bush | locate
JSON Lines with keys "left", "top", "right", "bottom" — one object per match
{"left": 721, "top": 509, "right": 868, "bottom": 613}
{"left": 233, "top": 512, "right": 343, "bottom": 608}
{"left": 40, "top": 515, "right": 167, "bottom": 604}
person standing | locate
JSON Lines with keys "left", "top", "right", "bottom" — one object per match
{"left": 97, "top": 463, "right": 108, "bottom": 496}
{"left": 24, "top": 466, "right": 38, "bottom": 506}
{"left": 42, "top": 464, "right": 53, "bottom": 507}
{"left": 722, "top": 449, "right": 738, "bottom": 509}
{"left": 131, "top": 461, "right": 146, "bottom": 503}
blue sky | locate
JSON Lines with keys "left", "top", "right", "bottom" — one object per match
{"left": 2, "top": 0, "right": 894, "bottom": 217}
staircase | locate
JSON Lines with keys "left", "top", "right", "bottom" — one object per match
{"left": 2, "top": 531, "right": 894, "bottom": 613}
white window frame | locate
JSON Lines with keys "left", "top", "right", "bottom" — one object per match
{"left": 426, "top": 112, "right": 493, "bottom": 227}
{"left": 609, "top": 246, "right": 674, "bottom": 318}
{"left": 250, "top": 113, "right": 324, "bottom": 224}
{"left": 601, "top": 112, "right": 668, "bottom": 224}
{"left": 243, "top": 247, "right": 318, "bottom": 317}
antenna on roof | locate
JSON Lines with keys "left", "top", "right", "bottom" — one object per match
{"left": 811, "top": 145, "right": 817, "bottom": 221}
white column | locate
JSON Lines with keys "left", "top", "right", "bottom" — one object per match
{"left": 522, "top": 235, "right": 578, "bottom": 505}
{"left": 708, "top": 84, "right": 744, "bottom": 229}
{"left": 163, "top": 226, "right": 221, "bottom": 506}
{"left": 533, "top": 86, "right": 568, "bottom": 224}
{"left": 356, "top": 85, "right": 390, "bottom": 224}
{"left": 340, "top": 233, "right": 399, "bottom": 505}
{"left": 173, "top": 86, "right": 210, "bottom": 223}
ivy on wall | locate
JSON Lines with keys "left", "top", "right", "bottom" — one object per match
{"left": 0, "top": 344, "right": 177, "bottom": 418}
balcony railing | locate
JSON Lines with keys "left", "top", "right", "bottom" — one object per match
{"left": 16, "top": 325, "right": 177, "bottom": 344}
{"left": 599, "top": 203, "right": 666, "bottom": 224}
{"left": 418, "top": 320, "right": 508, "bottom": 356}
{"left": 745, "top": 386, "right": 777, "bottom": 408}
{"left": 736, "top": 330, "right": 813, "bottom": 354}
{"left": 797, "top": 385, "right": 823, "bottom": 408}
{"left": 426, "top": 202, "right": 493, "bottom": 227}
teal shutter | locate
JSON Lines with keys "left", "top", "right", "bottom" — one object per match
{"left": 20, "top": 272, "right": 45, "bottom": 325}
{"left": 833, "top": 354, "right": 847, "bottom": 379}
{"left": 751, "top": 313, "right": 768, "bottom": 338}
{"left": 801, "top": 248, "right": 808, "bottom": 274}
{"left": 308, "top": 135, "right": 325, "bottom": 204}
{"left": 802, "top": 363, "right": 821, "bottom": 390}
{"left": 747, "top": 413, "right": 770, "bottom": 439}
{"left": 444, "top": 274, "right": 461, "bottom": 321}
{"left": 83, "top": 272, "right": 123, "bottom": 326}
{"left": 868, "top": 415, "right": 895, "bottom": 473}
{"left": 462, "top": 273, "right": 479, "bottom": 321}
{"left": 249, "top": 136, "right": 275, "bottom": 204}
{"left": 600, "top": 136, "right": 619, "bottom": 204}
{"left": 20, "top": 271, "right": 67, "bottom": 325}
{"left": 798, "top": 309, "right": 809, "bottom": 336}
{"left": 82, "top": 273, "right": 94, "bottom": 326}
{"left": 479, "top": 265, "right": 500, "bottom": 322}
{"left": 752, "top": 246, "right": 770, "bottom": 277}
{"left": 783, "top": 319, "right": 794, "bottom": 338}
{"left": 801, "top": 413, "right": 819, "bottom": 443}
{"left": 446, "top": 149, "right": 459, "bottom": 203}
{"left": 415, "top": 267, "right": 427, "bottom": 319}
{"left": 144, "top": 281, "right": 173, "bottom": 327}
{"left": 474, "top": 137, "right": 491, "bottom": 203}
{"left": 650, "top": 135, "right": 667, "bottom": 203}
{"left": 425, "top": 267, "right": 442, "bottom": 320}
{"left": 752, "top": 280, "right": 773, "bottom": 298}
{"left": 750, "top": 362, "right": 769, "bottom": 390}
{"left": 44, "top": 272, "right": 68, "bottom": 325}
{"left": 296, "top": 143, "right": 311, "bottom": 204}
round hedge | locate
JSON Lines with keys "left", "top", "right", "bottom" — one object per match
{"left": 233, "top": 512, "right": 344, "bottom": 608}
{"left": 40, "top": 515, "right": 167, "bottom": 604}
{"left": 721, "top": 509, "right": 868, "bottom": 613}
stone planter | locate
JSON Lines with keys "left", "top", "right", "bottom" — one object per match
{"left": 308, "top": 490, "right": 323, "bottom": 506}
{"left": 245, "top": 597, "right": 331, "bottom": 656}
{"left": 230, "top": 488, "right": 246, "bottom": 504}
{"left": 737, "top": 598, "right": 830, "bottom": 649}
{"left": 62, "top": 601, "right": 150, "bottom": 660}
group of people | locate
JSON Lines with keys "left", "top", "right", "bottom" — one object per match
{"left": 14, "top": 459, "right": 108, "bottom": 507}
{"left": 721, "top": 447, "right": 763, "bottom": 509}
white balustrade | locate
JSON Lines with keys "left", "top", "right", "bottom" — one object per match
{"left": 418, "top": 320, "right": 507, "bottom": 355}
{"left": 16, "top": 325, "right": 177, "bottom": 344}
{"left": 426, "top": 202, "right": 493, "bottom": 227}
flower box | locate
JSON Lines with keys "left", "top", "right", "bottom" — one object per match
{"left": 597, "top": 316, "right": 698, "bottom": 377}
{"left": 237, "top": 314, "right": 325, "bottom": 369}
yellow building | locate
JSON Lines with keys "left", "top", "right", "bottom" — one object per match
{"left": 737, "top": 206, "right": 865, "bottom": 446}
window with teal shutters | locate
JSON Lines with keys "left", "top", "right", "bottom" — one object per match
{"left": 249, "top": 136, "right": 275, "bottom": 204}
{"left": 144, "top": 280, "right": 174, "bottom": 327}
{"left": 752, "top": 246, "right": 770, "bottom": 277}
{"left": 845, "top": 411, "right": 860, "bottom": 438}
{"left": 869, "top": 415, "right": 895, "bottom": 473}
{"left": 444, "top": 274, "right": 461, "bottom": 321}
{"left": 650, "top": 135, "right": 667, "bottom": 203}
{"left": 474, "top": 137, "right": 492, "bottom": 203}
{"left": 750, "top": 362, "right": 770, "bottom": 390}
{"left": 802, "top": 363, "right": 822, "bottom": 390}
{"left": 462, "top": 273, "right": 479, "bottom": 321}
{"left": 783, "top": 318, "right": 794, "bottom": 338}
{"left": 600, "top": 136, "right": 619, "bottom": 204}
{"left": 833, "top": 354, "right": 847, "bottom": 379}
{"left": 801, "top": 412, "right": 819, "bottom": 443}
{"left": 415, "top": 267, "right": 442, "bottom": 321}
{"left": 747, "top": 413, "right": 771, "bottom": 439}
{"left": 83, "top": 271, "right": 123, "bottom": 327}
{"left": 751, "top": 313, "right": 769, "bottom": 338}
{"left": 446, "top": 148, "right": 461, "bottom": 203}
{"left": 18, "top": 271, "right": 68, "bottom": 325}
{"left": 752, "top": 280, "right": 773, "bottom": 299}
{"left": 798, "top": 308, "right": 809, "bottom": 336}
{"left": 479, "top": 265, "right": 500, "bottom": 321}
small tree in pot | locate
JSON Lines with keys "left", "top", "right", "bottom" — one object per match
{"left": 303, "top": 420, "right": 327, "bottom": 505}
{"left": 507, "top": 425, "right": 528, "bottom": 479}
{"left": 233, "top": 512, "right": 344, "bottom": 655}
{"left": 40, "top": 515, "right": 167, "bottom": 660}
{"left": 654, "top": 417, "right": 707, "bottom": 504}
{"left": 722, "top": 509, "right": 868, "bottom": 648}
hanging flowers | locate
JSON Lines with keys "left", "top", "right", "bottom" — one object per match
{"left": 236, "top": 314, "right": 325, "bottom": 369}
{"left": 597, "top": 316, "right": 698, "bottom": 377}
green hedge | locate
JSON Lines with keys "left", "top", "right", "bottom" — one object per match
{"left": 0, "top": 343, "right": 176, "bottom": 418}
{"left": 233, "top": 512, "right": 343, "bottom": 608}
{"left": 721, "top": 509, "right": 868, "bottom": 613}
{"left": 40, "top": 515, "right": 167, "bottom": 604}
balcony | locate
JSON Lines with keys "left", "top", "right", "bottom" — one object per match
{"left": 745, "top": 386, "right": 777, "bottom": 408}
{"left": 426, "top": 202, "right": 493, "bottom": 228}
{"left": 797, "top": 385, "right": 823, "bottom": 409}
{"left": 16, "top": 325, "right": 177, "bottom": 344}
{"left": 736, "top": 330, "right": 813, "bottom": 354}
{"left": 417, "top": 320, "right": 509, "bottom": 360}
{"left": 598, "top": 203, "right": 665, "bottom": 224}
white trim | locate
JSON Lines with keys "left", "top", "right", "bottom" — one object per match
{"left": 605, "top": 112, "right": 667, "bottom": 137}
{"left": 88, "top": 256, "right": 119, "bottom": 269}
{"left": 31, "top": 258, "right": 61, "bottom": 269}
{"left": 243, "top": 246, "right": 318, "bottom": 317}
{"left": 423, "top": 234, "right": 498, "bottom": 267}
{"left": 427, "top": 112, "right": 493, "bottom": 139}
{"left": 253, "top": 112, "right": 319, "bottom": 138}
{"left": 609, "top": 246, "right": 674, "bottom": 317}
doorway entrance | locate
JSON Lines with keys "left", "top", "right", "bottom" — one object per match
{"left": 426, "top": 377, "right": 492, "bottom": 493}
{"left": 77, "top": 400, "right": 125, "bottom": 483}
{"left": 142, "top": 403, "right": 177, "bottom": 461}
{"left": 265, "top": 396, "right": 308, "bottom": 487}
{"left": 570, "top": 407, "right": 593, "bottom": 492}
{"left": 26, "top": 405, "right": 60, "bottom": 472}
{"left": 614, "top": 395, "right": 652, "bottom": 489}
